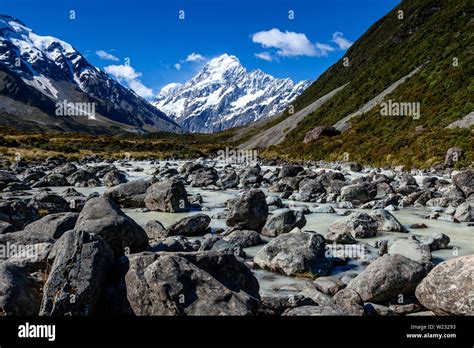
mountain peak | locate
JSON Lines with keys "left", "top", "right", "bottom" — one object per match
{"left": 206, "top": 53, "right": 240, "bottom": 68}
{"left": 195, "top": 53, "right": 244, "bottom": 83}
{"left": 152, "top": 54, "right": 311, "bottom": 133}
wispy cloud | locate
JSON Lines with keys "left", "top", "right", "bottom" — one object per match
{"left": 104, "top": 64, "right": 153, "bottom": 98}
{"left": 185, "top": 53, "right": 205, "bottom": 62}
{"left": 95, "top": 50, "right": 119, "bottom": 61}
{"left": 314, "top": 42, "right": 335, "bottom": 56}
{"left": 173, "top": 52, "right": 206, "bottom": 70}
{"left": 255, "top": 52, "right": 274, "bottom": 62}
{"left": 332, "top": 32, "right": 353, "bottom": 50}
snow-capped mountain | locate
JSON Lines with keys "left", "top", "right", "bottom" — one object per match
{"left": 0, "top": 14, "right": 181, "bottom": 133}
{"left": 152, "top": 54, "right": 312, "bottom": 133}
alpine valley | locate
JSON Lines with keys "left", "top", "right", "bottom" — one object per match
{"left": 0, "top": 0, "right": 472, "bottom": 328}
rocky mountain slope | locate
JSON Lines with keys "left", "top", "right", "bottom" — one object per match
{"left": 153, "top": 54, "right": 311, "bottom": 133}
{"left": 237, "top": 0, "right": 472, "bottom": 169}
{"left": 0, "top": 14, "right": 181, "bottom": 134}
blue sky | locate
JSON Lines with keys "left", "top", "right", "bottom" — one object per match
{"left": 3, "top": 0, "right": 399, "bottom": 97}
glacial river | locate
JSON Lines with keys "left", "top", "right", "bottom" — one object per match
{"left": 45, "top": 160, "right": 474, "bottom": 295}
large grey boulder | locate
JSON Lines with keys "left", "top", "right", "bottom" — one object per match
{"left": 348, "top": 254, "right": 427, "bottom": 302}
{"left": 332, "top": 288, "right": 365, "bottom": 316}
{"left": 105, "top": 178, "right": 154, "bottom": 208}
{"left": 145, "top": 179, "right": 190, "bottom": 213}
{"left": 199, "top": 236, "right": 245, "bottom": 258}
{"left": 340, "top": 183, "right": 377, "bottom": 204}
{"left": 420, "top": 233, "right": 450, "bottom": 251}
{"left": 327, "top": 212, "right": 378, "bottom": 240}
{"left": 239, "top": 166, "right": 262, "bottom": 187}
{"left": 5, "top": 242, "right": 53, "bottom": 273}
{"left": 23, "top": 212, "right": 79, "bottom": 240}
{"left": 313, "top": 276, "right": 346, "bottom": 296}
{"left": 278, "top": 165, "right": 304, "bottom": 178}
{"left": 226, "top": 189, "right": 268, "bottom": 231}
{"left": 388, "top": 239, "right": 432, "bottom": 264}
{"left": 31, "top": 173, "right": 67, "bottom": 187}
{"left": 261, "top": 209, "right": 306, "bottom": 237}
{"left": 27, "top": 192, "right": 69, "bottom": 215}
{"left": 189, "top": 167, "right": 219, "bottom": 187}
{"left": 368, "top": 209, "right": 407, "bottom": 232}
{"left": 298, "top": 178, "right": 325, "bottom": 196}
{"left": 103, "top": 170, "right": 128, "bottom": 187}
{"left": 254, "top": 228, "right": 331, "bottom": 278}
{"left": 444, "top": 147, "right": 464, "bottom": 167}
{"left": 144, "top": 220, "right": 167, "bottom": 240}
{"left": 415, "top": 255, "right": 474, "bottom": 315}
{"left": 223, "top": 230, "right": 262, "bottom": 248}
{"left": 53, "top": 163, "right": 77, "bottom": 177}
{"left": 66, "top": 169, "right": 97, "bottom": 186}
{"left": 166, "top": 214, "right": 211, "bottom": 236}
{"left": 453, "top": 201, "right": 473, "bottom": 222}
{"left": 299, "top": 284, "right": 333, "bottom": 306}
{"left": 218, "top": 170, "right": 239, "bottom": 189}
{"left": 0, "top": 213, "right": 79, "bottom": 251}
{"left": 74, "top": 196, "right": 149, "bottom": 256}
{"left": 452, "top": 170, "right": 473, "bottom": 198}
{"left": 0, "top": 199, "right": 37, "bottom": 230}
{"left": 303, "top": 125, "right": 340, "bottom": 144}
{"left": 324, "top": 228, "right": 357, "bottom": 244}
{"left": 0, "top": 262, "right": 42, "bottom": 315}
{"left": 116, "top": 251, "right": 260, "bottom": 315}
{"left": 179, "top": 161, "right": 203, "bottom": 175}
{"left": 40, "top": 230, "right": 113, "bottom": 316}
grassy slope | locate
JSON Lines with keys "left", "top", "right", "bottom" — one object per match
{"left": 0, "top": 126, "right": 234, "bottom": 161}
{"left": 260, "top": 0, "right": 473, "bottom": 168}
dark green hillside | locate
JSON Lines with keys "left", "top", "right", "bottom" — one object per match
{"left": 261, "top": 0, "right": 473, "bottom": 168}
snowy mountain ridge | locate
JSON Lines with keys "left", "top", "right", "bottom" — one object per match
{"left": 153, "top": 54, "right": 311, "bottom": 133}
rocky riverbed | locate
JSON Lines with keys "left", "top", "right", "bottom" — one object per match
{"left": 0, "top": 155, "right": 472, "bottom": 316}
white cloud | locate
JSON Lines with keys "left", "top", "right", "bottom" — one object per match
{"left": 127, "top": 80, "right": 154, "bottom": 99}
{"left": 174, "top": 63, "right": 182, "bottom": 70}
{"left": 185, "top": 53, "right": 205, "bottom": 62}
{"left": 95, "top": 50, "right": 119, "bottom": 61}
{"left": 252, "top": 28, "right": 319, "bottom": 57}
{"left": 314, "top": 42, "right": 335, "bottom": 57}
{"left": 104, "top": 65, "right": 140, "bottom": 80}
{"left": 332, "top": 32, "right": 353, "bottom": 50}
{"left": 104, "top": 64, "right": 153, "bottom": 98}
{"left": 255, "top": 52, "right": 274, "bottom": 62}
{"left": 251, "top": 28, "right": 352, "bottom": 58}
